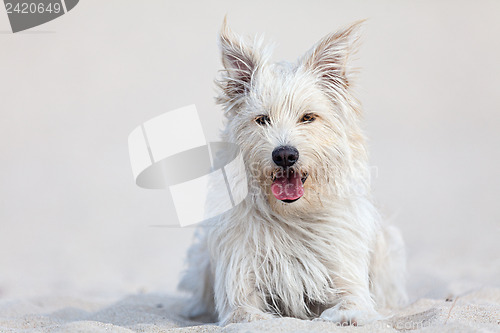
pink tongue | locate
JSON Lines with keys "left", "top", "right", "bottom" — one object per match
{"left": 271, "top": 171, "right": 304, "bottom": 201}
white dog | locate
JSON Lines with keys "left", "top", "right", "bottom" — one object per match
{"left": 179, "top": 19, "right": 407, "bottom": 326}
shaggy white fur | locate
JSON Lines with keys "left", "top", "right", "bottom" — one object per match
{"left": 179, "top": 18, "right": 407, "bottom": 326}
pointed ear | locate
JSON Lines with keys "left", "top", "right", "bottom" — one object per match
{"left": 301, "top": 20, "right": 364, "bottom": 89}
{"left": 218, "top": 17, "right": 262, "bottom": 100}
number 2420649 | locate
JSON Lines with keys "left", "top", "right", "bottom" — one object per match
{"left": 5, "top": 2, "right": 62, "bottom": 14}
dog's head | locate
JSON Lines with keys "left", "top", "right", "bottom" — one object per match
{"left": 216, "top": 18, "right": 369, "bottom": 214}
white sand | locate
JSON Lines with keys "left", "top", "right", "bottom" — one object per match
{"left": 0, "top": 288, "right": 499, "bottom": 332}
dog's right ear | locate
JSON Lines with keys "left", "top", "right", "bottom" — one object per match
{"left": 218, "top": 17, "right": 262, "bottom": 101}
{"left": 300, "top": 20, "right": 364, "bottom": 91}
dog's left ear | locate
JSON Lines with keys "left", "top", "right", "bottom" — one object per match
{"left": 301, "top": 20, "right": 364, "bottom": 89}
{"left": 218, "top": 17, "right": 263, "bottom": 101}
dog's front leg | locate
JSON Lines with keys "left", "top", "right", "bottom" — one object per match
{"left": 214, "top": 268, "right": 273, "bottom": 325}
{"left": 320, "top": 250, "right": 381, "bottom": 326}
{"left": 320, "top": 297, "right": 380, "bottom": 326}
{"left": 219, "top": 296, "right": 274, "bottom": 325}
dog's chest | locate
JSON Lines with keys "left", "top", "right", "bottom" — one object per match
{"left": 251, "top": 224, "right": 338, "bottom": 317}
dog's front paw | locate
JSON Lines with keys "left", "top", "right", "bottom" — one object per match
{"left": 220, "top": 307, "right": 274, "bottom": 325}
{"left": 320, "top": 305, "right": 380, "bottom": 326}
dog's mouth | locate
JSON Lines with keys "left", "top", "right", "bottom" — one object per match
{"left": 271, "top": 168, "right": 308, "bottom": 203}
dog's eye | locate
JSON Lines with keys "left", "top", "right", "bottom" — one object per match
{"left": 300, "top": 113, "right": 317, "bottom": 123}
{"left": 255, "top": 115, "right": 271, "bottom": 126}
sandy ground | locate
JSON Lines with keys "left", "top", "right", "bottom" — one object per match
{"left": 1, "top": 0, "right": 500, "bottom": 332}
{"left": 1, "top": 288, "right": 499, "bottom": 332}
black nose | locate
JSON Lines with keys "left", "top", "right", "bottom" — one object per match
{"left": 272, "top": 146, "right": 299, "bottom": 168}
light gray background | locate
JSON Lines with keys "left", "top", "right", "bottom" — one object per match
{"left": 0, "top": 0, "right": 499, "bottom": 302}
